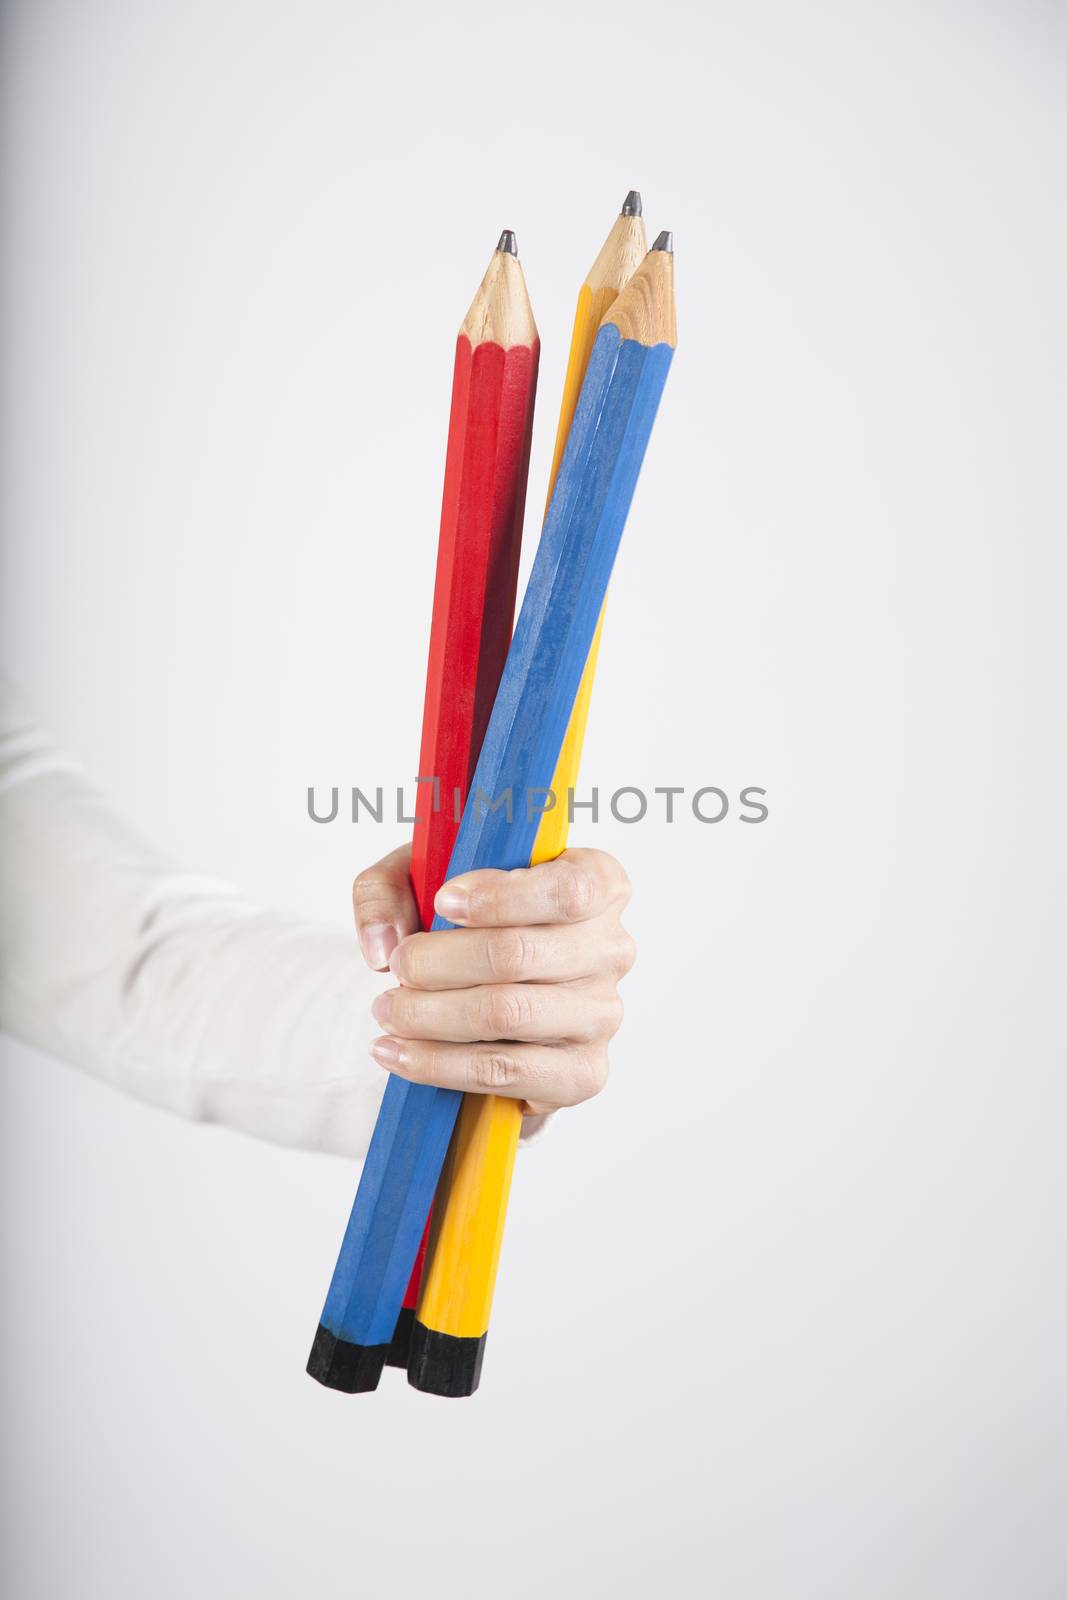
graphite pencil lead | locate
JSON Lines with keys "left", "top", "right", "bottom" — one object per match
{"left": 652, "top": 230, "right": 673, "bottom": 254}
{"left": 621, "top": 189, "right": 642, "bottom": 217}
{"left": 496, "top": 230, "right": 518, "bottom": 257}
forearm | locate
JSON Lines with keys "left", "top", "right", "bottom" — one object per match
{"left": 0, "top": 688, "right": 382, "bottom": 1156}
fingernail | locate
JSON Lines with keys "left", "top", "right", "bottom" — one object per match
{"left": 371, "top": 1037, "right": 402, "bottom": 1069}
{"left": 435, "top": 885, "right": 469, "bottom": 923}
{"left": 361, "top": 923, "right": 398, "bottom": 971}
{"left": 371, "top": 991, "right": 393, "bottom": 1026}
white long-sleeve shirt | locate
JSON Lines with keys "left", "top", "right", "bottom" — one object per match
{"left": 0, "top": 683, "right": 547, "bottom": 1157}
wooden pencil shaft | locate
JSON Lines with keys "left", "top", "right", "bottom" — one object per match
{"left": 410, "top": 250, "right": 676, "bottom": 1389}
{"left": 410, "top": 333, "right": 538, "bottom": 927}
{"left": 308, "top": 240, "right": 538, "bottom": 1392}
{"left": 394, "top": 265, "right": 539, "bottom": 1336}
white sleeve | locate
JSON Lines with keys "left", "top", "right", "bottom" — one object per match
{"left": 0, "top": 683, "right": 551, "bottom": 1157}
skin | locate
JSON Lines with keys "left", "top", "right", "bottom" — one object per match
{"left": 353, "top": 845, "right": 636, "bottom": 1116}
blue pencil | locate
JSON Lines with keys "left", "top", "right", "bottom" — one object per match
{"left": 308, "top": 232, "right": 676, "bottom": 1394}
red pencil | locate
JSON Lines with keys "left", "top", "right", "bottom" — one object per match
{"left": 381, "top": 231, "right": 538, "bottom": 1373}
{"left": 408, "top": 230, "right": 539, "bottom": 930}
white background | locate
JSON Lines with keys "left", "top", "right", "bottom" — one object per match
{"left": 1, "top": 1, "right": 1064, "bottom": 1596}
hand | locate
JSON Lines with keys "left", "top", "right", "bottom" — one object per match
{"left": 352, "top": 844, "right": 635, "bottom": 1115}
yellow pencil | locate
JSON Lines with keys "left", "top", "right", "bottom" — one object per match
{"left": 410, "top": 194, "right": 648, "bottom": 1394}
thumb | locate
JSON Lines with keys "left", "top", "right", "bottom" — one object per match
{"left": 352, "top": 843, "right": 419, "bottom": 970}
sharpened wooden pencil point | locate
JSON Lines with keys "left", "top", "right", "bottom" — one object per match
{"left": 602, "top": 244, "right": 676, "bottom": 347}
{"left": 652, "top": 229, "right": 673, "bottom": 253}
{"left": 462, "top": 242, "right": 536, "bottom": 350}
{"left": 496, "top": 229, "right": 518, "bottom": 256}
{"left": 621, "top": 189, "right": 642, "bottom": 216}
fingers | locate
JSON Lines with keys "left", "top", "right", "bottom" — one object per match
{"left": 389, "top": 917, "right": 637, "bottom": 991}
{"left": 358, "top": 845, "right": 634, "bottom": 1111}
{"left": 434, "top": 847, "right": 631, "bottom": 929}
{"left": 352, "top": 843, "right": 420, "bottom": 970}
{"left": 370, "top": 1035, "right": 609, "bottom": 1109}
{"left": 372, "top": 976, "right": 623, "bottom": 1046}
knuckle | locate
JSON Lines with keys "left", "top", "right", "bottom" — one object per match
{"left": 388, "top": 988, "right": 416, "bottom": 1031}
{"left": 570, "top": 848, "right": 630, "bottom": 907}
{"left": 352, "top": 869, "right": 392, "bottom": 917}
{"left": 582, "top": 848, "right": 631, "bottom": 907}
{"left": 465, "top": 873, "right": 502, "bottom": 925}
{"left": 420, "top": 1046, "right": 451, "bottom": 1085}
{"left": 390, "top": 935, "right": 418, "bottom": 985}
{"left": 479, "top": 985, "right": 533, "bottom": 1038}
{"left": 556, "top": 863, "right": 596, "bottom": 922}
{"left": 602, "top": 994, "right": 625, "bottom": 1040}
{"left": 468, "top": 1049, "right": 519, "bottom": 1091}
{"left": 563, "top": 1047, "right": 609, "bottom": 1105}
{"left": 352, "top": 868, "right": 383, "bottom": 901}
{"left": 587, "top": 1047, "right": 611, "bottom": 1098}
{"left": 485, "top": 928, "right": 532, "bottom": 981}
{"left": 396, "top": 1044, "right": 428, "bottom": 1083}
{"left": 614, "top": 932, "right": 638, "bottom": 978}
{"left": 396, "top": 987, "right": 433, "bottom": 1033}
{"left": 565, "top": 986, "right": 600, "bottom": 1043}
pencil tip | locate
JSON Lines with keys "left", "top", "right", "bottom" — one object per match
{"left": 496, "top": 229, "right": 518, "bottom": 257}
{"left": 651, "top": 230, "right": 673, "bottom": 254}
{"left": 621, "top": 189, "right": 642, "bottom": 217}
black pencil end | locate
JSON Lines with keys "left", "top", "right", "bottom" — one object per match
{"left": 496, "top": 229, "right": 518, "bottom": 257}
{"left": 407, "top": 1320, "right": 487, "bottom": 1398}
{"left": 651, "top": 230, "right": 673, "bottom": 254}
{"left": 306, "top": 1324, "right": 388, "bottom": 1393}
{"left": 621, "top": 189, "right": 642, "bottom": 217}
